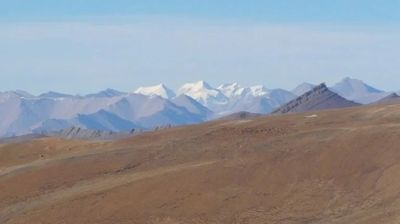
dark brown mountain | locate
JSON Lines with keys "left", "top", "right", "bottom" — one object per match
{"left": 271, "top": 83, "right": 360, "bottom": 114}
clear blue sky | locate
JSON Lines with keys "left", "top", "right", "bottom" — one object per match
{"left": 2, "top": 0, "right": 400, "bottom": 24}
{"left": 1, "top": 1, "right": 400, "bottom": 94}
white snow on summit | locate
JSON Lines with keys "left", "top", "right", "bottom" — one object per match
{"left": 0, "top": 77, "right": 394, "bottom": 138}
{"left": 217, "top": 83, "right": 248, "bottom": 98}
{"left": 215, "top": 83, "right": 296, "bottom": 115}
{"left": 135, "top": 84, "right": 176, "bottom": 99}
{"left": 249, "top": 85, "right": 270, "bottom": 97}
{"left": 178, "top": 81, "right": 229, "bottom": 107}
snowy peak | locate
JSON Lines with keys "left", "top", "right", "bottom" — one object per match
{"left": 178, "top": 81, "right": 228, "bottom": 106}
{"left": 192, "top": 80, "right": 213, "bottom": 89}
{"left": 217, "top": 83, "right": 247, "bottom": 98}
{"left": 292, "top": 83, "right": 316, "bottom": 96}
{"left": 249, "top": 85, "right": 270, "bottom": 97}
{"left": 135, "top": 84, "right": 176, "bottom": 99}
{"left": 179, "top": 80, "right": 213, "bottom": 92}
{"left": 0, "top": 78, "right": 392, "bottom": 138}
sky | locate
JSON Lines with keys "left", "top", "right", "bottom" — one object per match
{"left": 1, "top": 0, "right": 400, "bottom": 94}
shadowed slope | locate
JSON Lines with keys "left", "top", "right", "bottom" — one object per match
{"left": 272, "top": 83, "right": 360, "bottom": 114}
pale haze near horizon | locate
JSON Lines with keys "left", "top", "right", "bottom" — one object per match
{"left": 1, "top": 1, "right": 399, "bottom": 95}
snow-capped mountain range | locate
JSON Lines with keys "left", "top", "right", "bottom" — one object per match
{"left": 135, "top": 84, "right": 176, "bottom": 99}
{"left": 0, "top": 77, "right": 396, "bottom": 138}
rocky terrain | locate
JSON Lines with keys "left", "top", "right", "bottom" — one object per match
{"left": 272, "top": 83, "right": 360, "bottom": 114}
{"left": 47, "top": 127, "right": 137, "bottom": 141}
{"left": 1, "top": 103, "right": 400, "bottom": 223}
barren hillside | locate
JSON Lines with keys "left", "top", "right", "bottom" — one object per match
{"left": 1, "top": 104, "right": 400, "bottom": 224}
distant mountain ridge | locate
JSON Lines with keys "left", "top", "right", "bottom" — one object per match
{"left": 0, "top": 78, "right": 395, "bottom": 138}
{"left": 272, "top": 83, "right": 360, "bottom": 114}
{"left": 331, "top": 77, "right": 390, "bottom": 104}
{"left": 291, "top": 83, "right": 316, "bottom": 96}
{"left": 374, "top": 93, "right": 400, "bottom": 105}
{"left": 135, "top": 84, "right": 176, "bottom": 99}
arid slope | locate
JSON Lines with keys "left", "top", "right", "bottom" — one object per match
{"left": 1, "top": 104, "right": 400, "bottom": 224}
